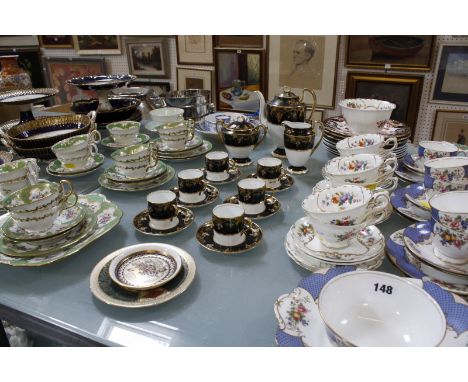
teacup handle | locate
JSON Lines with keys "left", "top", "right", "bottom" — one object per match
{"left": 148, "top": 141, "right": 159, "bottom": 170}
{"left": 457, "top": 149, "right": 468, "bottom": 157}
{"left": 383, "top": 137, "right": 398, "bottom": 151}
{"left": 265, "top": 194, "right": 276, "bottom": 206}
{"left": 228, "top": 159, "right": 238, "bottom": 172}
{"left": 363, "top": 190, "right": 390, "bottom": 224}
{"left": 59, "top": 180, "right": 77, "bottom": 209}
{"left": 362, "top": 208, "right": 387, "bottom": 225}
{"left": 376, "top": 176, "right": 399, "bottom": 192}
{"left": 89, "top": 143, "right": 99, "bottom": 156}
{"left": 380, "top": 156, "right": 398, "bottom": 174}
{"left": 88, "top": 129, "right": 102, "bottom": 144}
{"left": 254, "top": 124, "right": 269, "bottom": 148}
{"left": 225, "top": 195, "right": 238, "bottom": 204}
{"left": 241, "top": 217, "right": 258, "bottom": 236}
{"left": 25, "top": 158, "right": 39, "bottom": 185}
{"left": 186, "top": 119, "right": 195, "bottom": 142}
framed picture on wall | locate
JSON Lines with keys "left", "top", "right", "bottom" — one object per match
{"left": 43, "top": 57, "right": 106, "bottom": 104}
{"left": 268, "top": 35, "right": 339, "bottom": 109}
{"left": 125, "top": 37, "right": 171, "bottom": 79}
{"left": 130, "top": 79, "right": 171, "bottom": 96}
{"left": 430, "top": 42, "right": 468, "bottom": 106}
{"left": 345, "top": 72, "right": 424, "bottom": 138}
{"left": 73, "top": 35, "right": 121, "bottom": 55}
{"left": 346, "top": 36, "right": 435, "bottom": 71}
{"left": 215, "top": 49, "right": 266, "bottom": 113}
{"left": 432, "top": 110, "right": 468, "bottom": 145}
{"left": 176, "top": 36, "right": 213, "bottom": 65}
{"left": 0, "top": 47, "right": 46, "bottom": 88}
{"left": 177, "top": 67, "right": 214, "bottom": 101}
{"left": 214, "top": 36, "right": 264, "bottom": 48}
{"left": 39, "top": 35, "right": 74, "bottom": 49}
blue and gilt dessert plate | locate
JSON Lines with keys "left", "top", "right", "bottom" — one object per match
{"left": 274, "top": 267, "right": 468, "bottom": 347}
{"left": 390, "top": 184, "right": 431, "bottom": 222}
{"left": 403, "top": 153, "right": 425, "bottom": 174}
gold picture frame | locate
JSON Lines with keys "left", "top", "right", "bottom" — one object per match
{"left": 176, "top": 35, "right": 214, "bottom": 65}
{"left": 432, "top": 110, "right": 468, "bottom": 145}
{"left": 73, "top": 35, "right": 121, "bottom": 55}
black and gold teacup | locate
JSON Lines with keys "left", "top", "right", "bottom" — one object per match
{"left": 235, "top": 178, "right": 272, "bottom": 215}
{"left": 147, "top": 190, "right": 179, "bottom": 230}
{"left": 205, "top": 151, "right": 236, "bottom": 181}
{"left": 256, "top": 157, "right": 287, "bottom": 188}
{"left": 177, "top": 169, "right": 206, "bottom": 203}
{"left": 212, "top": 203, "right": 252, "bottom": 246}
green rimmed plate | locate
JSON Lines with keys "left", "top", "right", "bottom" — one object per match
{"left": 101, "top": 133, "right": 150, "bottom": 149}
{"left": 104, "top": 160, "right": 166, "bottom": 183}
{"left": 47, "top": 153, "right": 105, "bottom": 176}
{"left": 1, "top": 204, "right": 86, "bottom": 241}
{"left": 0, "top": 194, "right": 122, "bottom": 267}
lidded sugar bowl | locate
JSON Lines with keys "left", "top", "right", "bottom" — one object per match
{"left": 216, "top": 116, "right": 268, "bottom": 166}
{"left": 256, "top": 86, "right": 317, "bottom": 158}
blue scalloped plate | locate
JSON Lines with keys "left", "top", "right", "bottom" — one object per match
{"left": 390, "top": 183, "right": 431, "bottom": 222}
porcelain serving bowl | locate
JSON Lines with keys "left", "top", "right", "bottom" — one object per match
{"left": 106, "top": 121, "right": 140, "bottom": 145}
{"left": 51, "top": 130, "right": 101, "bottom": 170}
{"left": 149, "top": 107, "right": 184, "bottom": 127}
{"left": 323, "top": 153, "right": 397, "bottom": 185}
{"left": 0, "top": 158, "right": 39, "bottom": 194}
{"left": 424, "top": 157, "right": 468, "bottom": 192}
{"left": 336, "top": 134, "right": 398, "bottom": 156}
{"left": 418, "top": 140, "right": 462, "bottom": 161}
{"left": 339, "top": 98, "right": 396, "bottom": 134}
{"left": 302, "top": 184, "right": 389, "bottom": 226}
{"left": 317, "top": 271, "right": 446, "bottom": 346}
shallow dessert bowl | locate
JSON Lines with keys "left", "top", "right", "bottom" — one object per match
{"left": 317, "top": 271, "right": 446, "bottom": 347}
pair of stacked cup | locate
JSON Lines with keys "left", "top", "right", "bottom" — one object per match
{"left": 51, "top": 130, "right": 101, "bottom": 170}
{"left": 0, "top": 158, "right": 39, "bottom": 195}
{"left": 111, "top": 142, "right": 158, "bottom": 178}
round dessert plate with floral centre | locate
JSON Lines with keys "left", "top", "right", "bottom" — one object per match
{"left": 223, "top": 194, "right": 281, "bottom": 220}
{"left": 47, "top": 153, "right": 105, "bottom": 176}
{"left": 403, "top": 221, "right": 468, "bottom": 276}
{"left": 386, "top": 229, "right": 468, "bottom": 296}
{"left": 1, "top": 204, "right": 86, "bottom": 241}
{"left": 390, "top": 184, "right": 432, "bottom": 222}
{"left": 108, "top": 245, "right": 183, "bottom": 291}
{"left": 90, "top": 243, "right": 196, "bottom": 308}
{"left": 246, "top": 173, "right": 295, "bottom": 193}
{"left": 289, "top": 216, "right": 384, "bottom": 263}
{"left": 133, "top": 207, "right": 194, "bottom": 236}
{"left": 196, "top": 220, "right": 263, "bottom": 254}
{"left": 104, "top": 161, "right": 167, "bottom": 183}
{"left": 171, "top": 184, "right": 219, "bottom": 208}
{"left": 101, "top": 133, "right": 150, "bottom": 149}
{"left": 154, "top": 135, "right": 203, "bottom": 153}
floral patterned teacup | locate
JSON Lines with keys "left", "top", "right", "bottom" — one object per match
{"left": 433, "top": 221, "right": 468, "bottom": 262}
{"left": 336, "top": 134, "right": 398, "bottom": 157}
{"left": 302, "top": 184, "right": 389, "bottom": 227}
{"left": 418, "top": 140, "right": 463, "bottom": 162}
{"left": 52, "top": 130, "right": 101, "bottom": 170}
{"left": 424, "top": 157, "right": 468, "bottom": 192}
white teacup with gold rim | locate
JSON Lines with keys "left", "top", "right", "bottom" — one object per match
{"left": 336, "top": 134, "right": 398, "bottom": 157}
{"left": 111, "top": 142, "right": 159, "bottom": 179}
{"left": 1, "top": 180, "right": 77, "bottom": 231}
{"left": 0, "top": 158, "right": 39, "bottom": 194}
{"left": 106, "top": 121, "right": 140, "bottom": 146}
{"left": 51, "top": 130, "right": 101, "bottom": 170}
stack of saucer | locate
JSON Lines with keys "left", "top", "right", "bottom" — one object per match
{"left": 98, "top": 142, "right": 175, "bottom": 192}
{"left": 90, "top": 243, "right": 196, "bottom": 308}
{"left": 0, "top": 183, "right": 122, "bottom": 267}
{"left": 386, "top": 191, "right": 468, "bottom": 297}
{"left": 323, "top": 116, "right": 411, "bottom": 160}
{"left": 154, "top": 135, "right": 212, "bottom": 161}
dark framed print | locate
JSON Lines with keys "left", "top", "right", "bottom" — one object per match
{"left": 43, "top": 57, "right": 106, "bottom": 104}
{"left": 73, "top": 35, "right": 121, "bottom": 55}
{"left": 346, "top": 36, "right": 435, "bottom": 71}
{"left": 430, "top": 42, "right": 468, "bottom": 106}
{"left": 214, "top": 36, "right": 264, "bottom": 48}
{"left": 39, "top": 35, "right": 74, "bottom": 49}
{"left": 130, "top": 79, "right": 171, "bottom": 96}
{"left": 0, "top": 47, "right": 45, "bottom": 88}
{"left": 176, "top": 35, "right": 213, "bottom": 65}
{"left": 215, "top": 49, "right": 266, "bottom": 113}
{"left": 432, "top": 110, "right": 468, "bottom": 144}
{"left": 345, "top": 72, "right": 424, "bottom": 138}
{"left": 124, "top": 37, "right": 170, "bottom": 79}
{"left": 268, "top": 35, "right": 339, "bottom": 109}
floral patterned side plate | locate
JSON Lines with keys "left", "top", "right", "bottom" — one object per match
{"left": 395, "top": 162, "right": 424, "bottom": 183}
{"left": 1, "top": 204, "right": 86, "bottom": 241}
{"left": 90, "top": 246, "right": 196, "bottom": 308}
{"left": 223, "top": 194, "right": 281, "bottom": 220}
{"left": 390, "top": 184, "right": 432, "bottom": 222}
{"left": 274, "top": 267, "right": 468, "bottom": 347}
{"left": 386, "top": 229, "right": 468, "bottom": 296}
{"left": 0, "top": 194, "right": 122, "bottom": 266}
{"left": 101, "top": 133, "right": 150, "bottom": 149}
{"left": 133, "top": 207, "right": 194, "bottom": 236}
{"left": 403, "top": 221, "right": 468, "bottom": 277}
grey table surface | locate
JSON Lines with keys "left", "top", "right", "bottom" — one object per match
{"left": 0, "top": 117, "right": 414, "bottom": 346}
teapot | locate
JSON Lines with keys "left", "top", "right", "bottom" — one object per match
{"left": 255, "top": 86, "right": 317, "bottom": 158}
{"left": 216, "top": 116, "right": 268, "bottom": 166}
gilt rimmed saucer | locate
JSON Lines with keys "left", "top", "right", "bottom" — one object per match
{"left": 133, "top": 207, "right": 194, "bottom": 236}
{"left": 289, "top": 217, "right": 384, "bottom": 263}
{"left": 90, "top": 244, "right": 196, "bottom": 308}
{"left": 390, "top": 184, "right": 432, "bottom": 222}
{"left": 1, "top": 204, "right": 86, "bottom": 241}
{"left": 172, "top": 184, "right": 219, "bottom": 208}
{"left": 395, "top": 163, "right": 424, "bottom": 183}
{"left": 154, "top": 135, "right": 203, "bottom": 153}
{"left": 223, "top": 194, "right": 281, "bottom": 220}
{"left": 246, "top": 173, "right": 295, "bottom": 193}
{"left": 98, "top": 165, "right": 175, "bottom": 192}
{"left": 108, "top": 247, "right": 183, "bottom": 291}
{"left": 386, "top": 229, "right": 468, "bottom": 296}
{"left": 104, "top": 161, "right": 167, "bottom": 183}
{"left": 403, "top": 220, "right": 468, "bottom": 277}
{"left": 403, "top": 153, "right": 425, "bottom": 174}
{"left": 47, "top": 153, "right": 105, "bottom": 177}
{"left": 404, "top": 183, "right": 435, "bottom": 211}
{"left": 101, "top": 133, "right": 150, "bottom": 149}
{"left": 274, "top": 267, "right": 468, "bottom": 347}
{"left": 202, "top": 167, "right": 241, "bottom": 185}
{"left": 196, "top": 220, "right": 263, "bottom": 254}
{"left": 158, "top": 140, "right": 212, "bottom": 161}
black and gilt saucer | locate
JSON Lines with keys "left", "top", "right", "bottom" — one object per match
{"left": 247, "top": 173, "right": 295, "bottom": 193}
{"left": 133, "top": 207, "right": 194, "bottom": 236}
{"left": 171, "top": 184, "right": 219, "bottom": 208}
{"left": 196, "top": 220, "right": 263, "bottom": 254}
{"left": 202, "top": 166, "right": 241, "bottom": 185}
{"left": 223, "top": 194, "right": 281, "bottom": 220}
